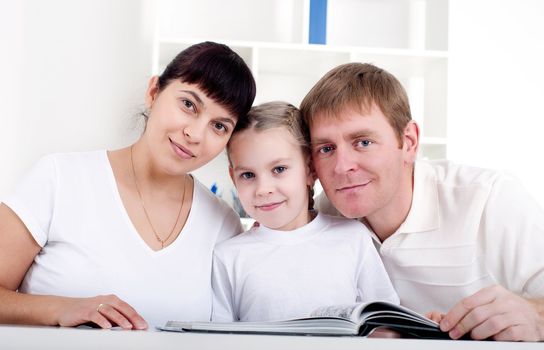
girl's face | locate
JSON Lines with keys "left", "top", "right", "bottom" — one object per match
{"left": 229, "top": 127, "right": 315, "bottom": 231}
{"left": 143, "top": 77, "right": 236, "bottom": 176}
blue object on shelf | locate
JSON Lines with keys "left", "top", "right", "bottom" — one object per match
{"left": 309, "top": 0, "right": 327, "bottom": 44}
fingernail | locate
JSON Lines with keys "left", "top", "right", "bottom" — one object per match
{"left": 123, "top": 322, "right": 133, "bottom": 329}
{"left": 137, "top": 321, "right": 148, "bottom": 330}
{"left": 440, "top": 320, "right": 449, "bottom": 330}
{"left": 450, "top": 328, "right": 460, "bottom": 339}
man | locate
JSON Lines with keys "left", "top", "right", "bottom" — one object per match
{"left": 300, "top": 63, "right": 544, "bottom": 341}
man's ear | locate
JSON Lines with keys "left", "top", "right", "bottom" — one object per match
{"left": 228, "top": 166, "right": 235, "bottom": 184}
{"left": 403, "top": 120, "right": 419, "bottom": 164}
{"left": 145, "top": 76, "right": 160, "bottom": 109}
{"left": 306, "top": 155, "right": 317, "bottom": 187}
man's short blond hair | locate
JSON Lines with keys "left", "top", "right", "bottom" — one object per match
{"left": 300, "top": 63, "right": 412, "bottom": 147}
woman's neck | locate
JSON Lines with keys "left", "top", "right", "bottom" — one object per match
{"left": 130, "top": 139, "right": 187, "bottom": 196}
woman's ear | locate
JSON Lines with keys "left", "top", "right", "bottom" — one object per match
{"left": 145, "top": 76, "right": 160, "bottom": 109}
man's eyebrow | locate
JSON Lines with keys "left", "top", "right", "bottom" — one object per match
{"left": 310, "top": 129, "right": 377, "bottom": 146}
{"left": 346, "top": 129, "right": 377, "bottom": 140}
{"left": 310, "top": 137, "right": 332, "bottom": 147}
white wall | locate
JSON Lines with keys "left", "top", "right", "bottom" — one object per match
{"left": 4, "top": 0, "right": 544, "bottom": 209}
{"left": 448, "top": 0, "right": 544, "bottom": 207}
{"left": 0, "top": 1, "right": 23, "bottom": 197}
{"left": 0, "top": 0, "right": 155, "bottom": 197}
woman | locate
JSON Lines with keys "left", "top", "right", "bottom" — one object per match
{"left": 0, "top": 42, "right": 256, "bottom": 329}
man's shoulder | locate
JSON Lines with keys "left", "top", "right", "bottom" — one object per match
{"left": 419, "top": 160, "right": 505, "bottom": 189}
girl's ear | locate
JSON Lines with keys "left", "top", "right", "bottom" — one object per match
{"left": 145, "top": 76, "right": 160, "bottom": 109}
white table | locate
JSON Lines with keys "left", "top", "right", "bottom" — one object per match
{"left": 0, "top": 325, "right": 540, "bottom": 350}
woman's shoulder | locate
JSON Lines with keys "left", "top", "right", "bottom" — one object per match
{"left": 31, "top": 150, "right": 108, "bottom": 174}
{"left": 44, "top": 150, "right": 107, "bottom": 166}
{"left": 191, "top": 178, "right": 242, "bottom": 241}
{"left": 192, "top": 178, "right": 236, "bottom": 215}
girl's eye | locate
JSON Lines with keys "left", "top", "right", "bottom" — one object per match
{"left": 240, "top": 172, "right": 255, "bottom": 180}
{"left": 273, "top": 166, "right": 286, "bottom": 174}
{"left": 213, "top": 122, "right": 228, "bottom": 133}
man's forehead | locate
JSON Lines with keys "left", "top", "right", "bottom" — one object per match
{"left": 311, "top": 106, "right": 374, "bottom": 129}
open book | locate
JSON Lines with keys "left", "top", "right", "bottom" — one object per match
{"left": 158, "top": 301, "right": 451, "bottom": 339}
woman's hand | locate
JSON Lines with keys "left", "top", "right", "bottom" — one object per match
{"left": 56, "top": 295, "right": 148, "bottom": 330}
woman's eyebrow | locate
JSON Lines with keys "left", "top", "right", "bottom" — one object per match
{"left": 179, "top": 90, "right": 204, "bottom": 106}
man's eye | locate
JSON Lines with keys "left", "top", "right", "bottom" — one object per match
{"left": 240, "top": 172, "right": 254, "bottom": 180}
{"left": 358, "top": 140, "right": 373, "bottom": 147}
{"left": 273, "top": 166, "right": 286, "bottom": 174}
{"left": 318, "top": 145, "right": 334, "bottom": 154}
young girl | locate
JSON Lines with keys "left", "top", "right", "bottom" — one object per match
{"left": 211, "top": 102, "right": 399, "bottom": 322}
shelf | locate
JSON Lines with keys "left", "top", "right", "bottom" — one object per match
{"left": 327, "top": 0, "right": 448, "bottom": 51}
{"left": 157, "top": 0, "right": 309, "bottom": 44}
{"left": 156, "top": 0, "right": 450, "bottom": 199}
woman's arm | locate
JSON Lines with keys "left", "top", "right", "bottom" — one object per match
{"left": 0, "top": 204, "right": 147, "bottom": 329}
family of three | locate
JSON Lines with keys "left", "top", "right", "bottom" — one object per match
{"left": 0, "top": 41, "right": 542, "bottom": 342}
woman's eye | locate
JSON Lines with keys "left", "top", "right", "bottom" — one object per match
{"left": 181, "top": 99, "right": 195, "bottom": 111}
{"left": 240, "top": 172, "right": 255, "bottom": 180}
{"left": 273, "top": 166, "right": 286, "bottom": 174}
{"left": 213, "top": 122, "right": 228, "bottom": 133}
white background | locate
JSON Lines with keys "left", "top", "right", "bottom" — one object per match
{"left": 1, "top": 0, "right": 544, "bottom": 208}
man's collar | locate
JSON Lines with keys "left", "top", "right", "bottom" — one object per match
{"left": 396, "top": 161, "right": 440, "bottom": 234}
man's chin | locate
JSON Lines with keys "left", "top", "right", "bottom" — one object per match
{"left": 334, "top": 203, "right": 366, "bottom": 219}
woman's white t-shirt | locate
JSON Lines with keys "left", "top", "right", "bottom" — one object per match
{"left": 3, "top": 151, "right": 242, "bottom": 327}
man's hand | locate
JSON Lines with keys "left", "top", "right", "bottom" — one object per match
{"left": 440, "top": 285, "right": 544, "bottom": 341}
{"left": 425, "top": 311, "right": 444, "bottom": 323}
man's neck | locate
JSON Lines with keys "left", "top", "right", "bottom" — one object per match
{"left": 365, "top": 167, "right": 415, "bottom": 243}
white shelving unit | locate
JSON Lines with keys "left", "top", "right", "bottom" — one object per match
{"left": 154, "top": 0, "right": 449, "bottom": 206}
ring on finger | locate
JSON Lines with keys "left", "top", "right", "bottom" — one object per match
{"left": 96, "top": 303, "right": 106, "bottom": 313}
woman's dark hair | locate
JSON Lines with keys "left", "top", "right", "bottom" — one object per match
{"left": 157, "top": 41, "right": 256, "bottom": 121}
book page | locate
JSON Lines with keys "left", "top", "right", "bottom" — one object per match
{"left": 310, "top": 303, "right": 361, "bottom": 321}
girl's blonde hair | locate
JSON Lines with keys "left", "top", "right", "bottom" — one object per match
{"left": 227, "top": 101, "right": 314, "bottom": 209}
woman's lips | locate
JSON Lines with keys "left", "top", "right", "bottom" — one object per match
{"left": 170, "top": 139, "right": 195, "bottom": 159}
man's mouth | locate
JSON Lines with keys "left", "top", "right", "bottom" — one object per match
{"left": 336, "top": 180, "right": 371, "bottom": 192}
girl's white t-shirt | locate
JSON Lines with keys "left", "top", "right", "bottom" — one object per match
{"left": 212, "top": 212, "right": 399, "bottom": 322}
{"left": 3, "top": 151, "right": 242, "bottom": 327}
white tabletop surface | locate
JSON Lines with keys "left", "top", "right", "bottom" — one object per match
{"left": 0, "top": 325, "right": 541, "bottom": 350}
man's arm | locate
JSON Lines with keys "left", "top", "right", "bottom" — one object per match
{"left": 440, "top": 285, "right": 544, "bottom": 341}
